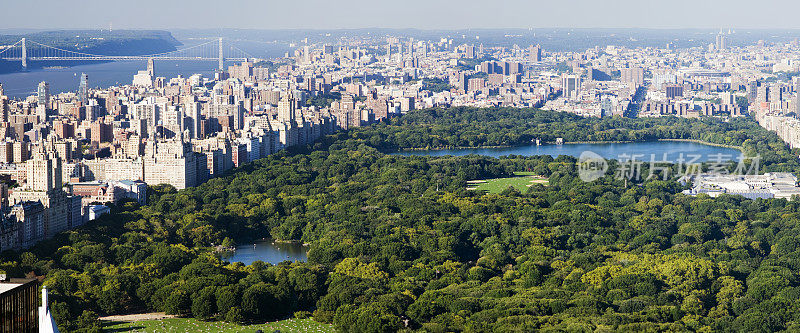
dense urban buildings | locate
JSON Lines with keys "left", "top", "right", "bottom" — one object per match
{"left": 4, "top": 29, "right": 800, "bottom": 251}
{"left": 8, "top": 20, "right": 800, "bottom": 332}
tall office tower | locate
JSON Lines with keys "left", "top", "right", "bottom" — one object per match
{"left": 757, "top": 85, "right": 770, "bottom": 103}
{"left": 78, "top": 73, "right": 88, "bottom": 105}
{"left": 185, "top": 101, "right": 202, "bottom": 139}
{"left": 278, "top": 96, "right": 296, "bottom": 123}
{"left": 303, "top": 45, "right": 311, "bottom": 64}
{"left": 147, "top": 58, "right": 155, "bottom": 77}
{"left": 465, "top": 45, "right": 476, "bottom": 59}
{"left": 716, "top": 33, "right": 727, "bottom": 51}
{"left": 0, "top": 98, "right": 7, "bottom": 123}
{"left": 747, "top": 81, "right": 759, "bottom": 102}
{"left": 0, "top": 83, "right": 5, "bottom": 123}
{"left": 529, "top": 44, "right": 542, "bottom": 63}
{"left": 37, "top": 81, "right": 50, "bottom": 107}
{"left": 561, "top": 74, "right": 581, "bottom": 101}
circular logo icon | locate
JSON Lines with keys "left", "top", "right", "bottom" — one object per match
{"left": 578, "top": 151, "right": 608, "bottom": 182}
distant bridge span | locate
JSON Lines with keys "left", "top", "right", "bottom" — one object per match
{"left": 0, "top": 38, "right": 253, "bottom": 69}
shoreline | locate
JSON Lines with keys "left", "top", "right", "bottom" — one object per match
{"left": 655, "top": 138, "right": 743, "bottom": 151}
{"left": 393, "top": 138, "right": 743, "bottom": 153}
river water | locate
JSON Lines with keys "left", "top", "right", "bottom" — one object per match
{"left": 0, "top": 40, "right": 291, "bottom": 99}
{"left": 0, "top": 60, "right": 225, "bottom": 98}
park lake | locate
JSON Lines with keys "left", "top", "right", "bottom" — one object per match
{"left": 221, "top": 239, "right": 309, "bottom": 265}
{"left": 394, "top": 140, "right": 742, "bottom": 162}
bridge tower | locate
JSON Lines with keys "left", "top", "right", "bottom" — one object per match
{"left": 218, "top": 38, "right": 224, "bottom": 71}
{"left": 21, "top": 38, "right": 27, "bottom": 69}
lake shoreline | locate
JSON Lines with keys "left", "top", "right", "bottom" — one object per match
{"left": 220, "top": 238, "right": 310, "bottom": 265}
{"left": 392, "top": 138, "right": 743, "bottom": 153}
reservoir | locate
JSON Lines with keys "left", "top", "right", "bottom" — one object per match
{"left": 221, "top": 239, "right": 309, "bottom": 265}
{"left": 394, "top": 141, "right": 742, "bottom": 162}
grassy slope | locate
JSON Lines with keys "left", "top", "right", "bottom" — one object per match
{"left": 470, "top": 172, "right": 548, "bottom": 193}
{"left": 102, "top": 318, "right": 335, "bottom": 333}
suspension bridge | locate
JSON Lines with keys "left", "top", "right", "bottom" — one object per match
{"left": 0, "top": 38, "right": 254, "bottom": 70}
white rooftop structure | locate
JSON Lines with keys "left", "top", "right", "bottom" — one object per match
{"left": 683, "top": 172, "right": 800, "bottom": 200}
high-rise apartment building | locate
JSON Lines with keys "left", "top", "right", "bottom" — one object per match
{"left": 562, "top": 74, "right": 581, "bottom": 101}
{"left": 278, "top": 96, "right": 297, "bottom": 123}
{"left": 11, "top": 150, "right": 71, "bottom": 239}
{"left": 621, "top": 67, "right": 645, "bottom": 86}
{"left": 147, "top": 58, "right": 155, "bottom": 77}
{"left": 37, "top": 82, "right": 50, "bottom": 108}
{"left": 529, "top": 44, "right": 542, "bottom": 63}
{"left": 78, "top": 73, "right": 88, "bottom": 105}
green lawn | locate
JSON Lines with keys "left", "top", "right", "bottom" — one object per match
{"left": 103, "top": 317, "right": 336, "bottom": 333}
{"left": 467, "top": 172, "right": 548, "bottom": 194}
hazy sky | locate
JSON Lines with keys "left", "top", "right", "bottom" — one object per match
{"left": 2, "top": 0, "right": 800, "bottom": 30}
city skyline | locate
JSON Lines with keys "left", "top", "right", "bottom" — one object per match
{"left": 7, "top": 1, "right": 800, "bottom": 331}
{"left": 3, "top": 0, "right": 800, "bottom": 30}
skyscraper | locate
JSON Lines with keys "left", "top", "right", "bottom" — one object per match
{"left": 716, "top": 33, "right": 727, "bottom": 51}
{"left": 278, "top": 96, "right": 296, "bottom": 123}
{"left": 561, "top": 74, "right": 581, "bottom": 101}
{"left": 147, "top": 58, "right": 155, "bottom": 77}
{"left": 185, "top": 101, "right": 202, "bottom": 139}
{"left": 37, "top": 81, "right": 50, "bottom": 107}
{"left": 78, "top": 73, "right": 88, "bottom": 105}
{"left": 465, "top": 45, "right": 476, "bottom": 59}
{"left": 529, "top": 44, "right": 542, "bottom": 63}
{"left": 0, "top": 97, "right": 7, "bottom": 123}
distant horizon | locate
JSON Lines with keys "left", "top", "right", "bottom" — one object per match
{"left": 4, "top": 0, "right": 800, "bottom": 31}
{"left": 4, "top": 27, "right": 800, "bottom": 34}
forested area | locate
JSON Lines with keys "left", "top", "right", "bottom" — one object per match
{"left": 361, "top": 107, "right": 799, "bottom": 170}
{"left": 4, "top": 107, "right": 800, "bottom": 332}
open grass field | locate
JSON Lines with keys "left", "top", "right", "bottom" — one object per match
{"left": 467, "top": 172, "right": 549, "bottom": 193}
{"left": 102, "top": 317, "right": 336, "bottom": 333}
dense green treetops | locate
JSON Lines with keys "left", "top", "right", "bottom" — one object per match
{"left": 3, "top": 107, "right": 800, "bottom": 332}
